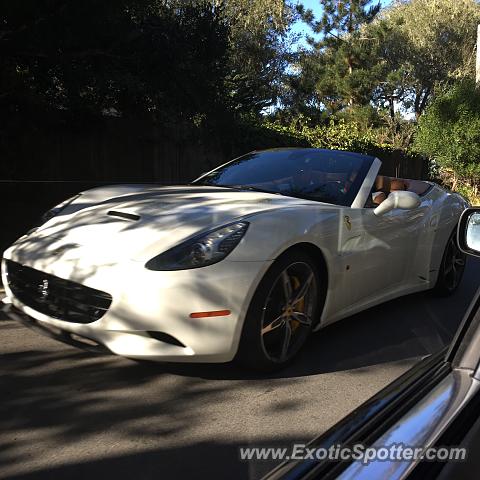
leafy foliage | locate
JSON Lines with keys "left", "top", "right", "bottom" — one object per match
{"left": 413, "top": 80, "right": 480, "bottom": 196}
{"left": 261, "top": 117, "right": 388, "bottom": 153}
{"left": 365, "top": 0, "right": 480, "bottom": 117}
{"left": 0, "top": 0, "right": 294, "bottom": 126}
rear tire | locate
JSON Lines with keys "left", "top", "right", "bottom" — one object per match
{"left": 236, "top": 251, "right": 323, "bottom": 372}
{"left": 433, "top": 229, "right": 466, "bottom": 296}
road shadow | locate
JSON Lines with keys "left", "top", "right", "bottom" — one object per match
{"left": 2, "top": 438, "right": 295, "bottom": 480}
{"left": 0, "top": 345, "right": 313, "bottom": 480}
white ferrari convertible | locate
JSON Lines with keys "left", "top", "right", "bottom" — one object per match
{"left": 1, "top": 149, "right": 469, "bottom": 370}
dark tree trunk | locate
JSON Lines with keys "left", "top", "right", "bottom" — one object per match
{"left": 414, "top": 86, "right": 432, "bottom": 119}
{"left": 388, "top": 96, "right": 395, "bottom": 120}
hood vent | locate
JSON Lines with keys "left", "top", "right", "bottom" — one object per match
{"left": 107, "top": 210, "right": 140, "bottom": 221}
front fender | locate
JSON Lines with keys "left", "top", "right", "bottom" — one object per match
{"left": 229, "top": 206, "right": 341, "bottom": 263}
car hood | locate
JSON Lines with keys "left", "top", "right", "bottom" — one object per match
{"left": 6, "top": 185, "right": 326, "bottom": 268}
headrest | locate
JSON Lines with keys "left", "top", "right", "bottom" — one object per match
{"left": 390, "top": 179, "right": 408, "bottom": 191}
{"left": 374, "top": 175, "right": 391, "bottom": 192}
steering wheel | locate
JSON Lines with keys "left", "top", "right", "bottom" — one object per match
{"left": 323, "top": 181, "right": 346, "bottom": 196}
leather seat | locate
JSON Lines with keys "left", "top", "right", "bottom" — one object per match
{"left": 374, "top": 175, "right": 430, "bottom": 200}
{"left": 390, "top": 179, "right": 408, "bottom": 191}
{"left": 374, "top": 175, "right": 391, "bottom": 193}
{"left": 372, "top": 176, "right": 407, "bottom": 206}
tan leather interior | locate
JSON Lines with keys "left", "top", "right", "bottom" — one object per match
{"left": 373, "top": 175, "right": 430, "bottom": 204}
{"left": 372, "top": 191, "right": 387, "bottom": 205}
{"left": 374, "top": 175, "right": 391, "bottom": 193}
{"left": 390, "top": 179, "right": 408, "bottom": 191}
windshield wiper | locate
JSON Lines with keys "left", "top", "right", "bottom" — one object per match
{"left": 219, "top": 184, "right": 284, "bottom": 196}
{"left": 192, "top": 182, "right": 288, "bottom": 197}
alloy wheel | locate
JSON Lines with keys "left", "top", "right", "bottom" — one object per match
{"left": 260, "top": 262, "right": 317, "bottom": 363}
{"left": 443, "top": 236, "right": 466, "bottom": 291}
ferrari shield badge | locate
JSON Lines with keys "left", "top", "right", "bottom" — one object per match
{"left": 344, "top": 215, "right": 352, "bottom": 230}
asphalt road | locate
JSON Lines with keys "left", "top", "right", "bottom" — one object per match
{"left": 1, "top": 258, "right": 479, "bottom": 480}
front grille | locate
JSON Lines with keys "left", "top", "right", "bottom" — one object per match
{"left": 5, "top": 260, "right": 112, "bottom": 324}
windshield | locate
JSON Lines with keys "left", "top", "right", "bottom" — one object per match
{"left": 193, "top": 149, "right": 374, "bottom": 206}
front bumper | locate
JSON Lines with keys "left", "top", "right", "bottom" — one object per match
{"left": 1, "top": 256, "right": 272, "bottom": 362}
{"left": 2, "top": 303, "right": 111, "bottom": 354}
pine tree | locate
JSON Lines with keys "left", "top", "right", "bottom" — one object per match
{"left": 297, "top": 0, "right": 381, "bottom": 111}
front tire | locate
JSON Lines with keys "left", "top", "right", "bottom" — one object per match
{"left": 433, "top": 229, "right": 466, "bottom": 296}
{"left": 237, "top": 251, "right": 323, "bottom": 372}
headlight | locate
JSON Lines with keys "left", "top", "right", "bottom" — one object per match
{"left": 146, "top": 221, "right": 249, "bottom": 271}
{"left": 36, "top": 194, "right": 81, "bottom": 227}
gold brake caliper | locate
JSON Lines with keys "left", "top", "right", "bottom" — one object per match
{"left": 290, "top": 276, "right": 305, "bottom": 332}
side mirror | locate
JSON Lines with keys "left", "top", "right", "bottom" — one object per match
{"left": 458, "top": 208, "right": 480, "bottom": 257}
{"left": 374, "top": 191, "right": 421, "bottom": 216}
